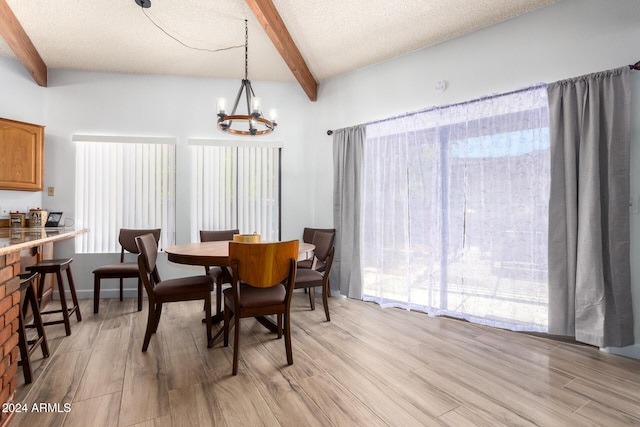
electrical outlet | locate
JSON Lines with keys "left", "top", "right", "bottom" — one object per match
{"left": 0, "top": 207, "right": 9, "bottom": 218}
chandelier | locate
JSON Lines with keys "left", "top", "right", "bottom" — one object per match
{"left": 217, "top": 20, "right": 277, "bottom": 136}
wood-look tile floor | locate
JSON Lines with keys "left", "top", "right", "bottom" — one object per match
{"left": 12, "top": 292, "right": 640, "bottom": 426}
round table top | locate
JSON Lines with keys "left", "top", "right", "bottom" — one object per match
{"left": 164, "top": 240, "right": 315, "bottom": 267}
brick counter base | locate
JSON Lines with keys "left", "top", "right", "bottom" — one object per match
{"left": 0, "top": 251, "right": 21, "bottom": 426}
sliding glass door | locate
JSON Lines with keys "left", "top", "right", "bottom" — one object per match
{"left": 362, "top": 86, "right": 550, "bottom": 332}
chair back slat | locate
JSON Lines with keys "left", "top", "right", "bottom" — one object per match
{"left": 312, "top": 231, "right": 335, "bottom": 262}
{"left": 229, "top": 241, "right": 298, "bottom": 288}
{"left": 200, "top": 229, "right": 240, "bottom": 242}
{"left": 120, "top": 228, "right": 161, "bottom": 254}
{"left": 136, "top": 233, "right": 161, "bottom": 288}
{"left": 302, "top": 227, "right": 335, "bottom": 244}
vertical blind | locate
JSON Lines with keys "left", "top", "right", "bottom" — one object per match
{"left": 189, "top": 139, "right": 281, "bottom": 242}
{"left": 74, "top": 135, "right": 176, "bottom": 253}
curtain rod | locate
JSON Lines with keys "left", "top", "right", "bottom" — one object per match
{"left": 326, "top": 60, "right": 640, "bottom": 136}
{"left": 326, "top": 84, "right": 544, "bottom": 135}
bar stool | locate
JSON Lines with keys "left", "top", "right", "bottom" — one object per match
{"left": 27, "top": 258, "right": 82, "bottom": 336}
{"left": 17, "top": 272, "right": 49, "bottom": 384}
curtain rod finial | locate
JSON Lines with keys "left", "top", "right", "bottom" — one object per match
{"left": 327, "top": 130, "right": 333, "bottom": 136}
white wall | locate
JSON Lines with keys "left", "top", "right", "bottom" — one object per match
{"left": 0, "top": 0, "right": 638, "bottom": 356}
{"left": 312, "top": 0, "right": 640, "bottom": 357}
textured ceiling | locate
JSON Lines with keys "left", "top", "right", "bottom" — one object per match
{"left": 0, "top": 0, "right": 556, "bottom": 85}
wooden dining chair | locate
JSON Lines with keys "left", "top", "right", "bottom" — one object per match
{"left": 297, "top": 227, "right": 335, "bottom": 271}
{"left": 93, "top": 228, "right": 161, "bottom": 313}
{"left": 136, "top": 233, "right": 214, "bottom": 352}
{"left": 223, "top": 240, "right": 299, "bottom": 375}
{"left": 200, "top": 229, "right": 239, "bottom": 320}
{"left": 295, "top": 232, "right": 335, "bottom": 321}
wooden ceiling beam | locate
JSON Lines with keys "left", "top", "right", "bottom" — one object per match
{"left": 246, "top": 0, "right": 317, "bottom": 101}
{"left": 0, "top": 0, "right": 47, "bottom": 86}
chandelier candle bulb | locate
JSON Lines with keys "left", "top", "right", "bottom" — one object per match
{"left": 251, "top": 97, "right": 261, "bottom": 114}
{"left": 217, "top": 97, "right": 227, "bottom": 115}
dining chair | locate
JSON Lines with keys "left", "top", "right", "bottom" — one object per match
{"left": 93, "top": 228, "right": 161, "bottom": 313}
{"left": 199, "top": 229, "right": 239, "bottom": 319}
{"left": 294, "top": 232, "right": 335, "bottom": 321}
{"left": 136, "top": 233, "right": 214, "bottom": 352}
{"left": 223, "top": 240, "right": 299, "bottom": 375}
{"left": 297, "top": 227, "right": 335, "bottom": 271}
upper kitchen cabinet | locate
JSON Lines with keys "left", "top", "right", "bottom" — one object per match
{"left": 0, "top": 118, "right": 44, "bottom": 191}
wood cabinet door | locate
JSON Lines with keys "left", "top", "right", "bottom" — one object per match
{"left": 0, "top": 118, "right": 44, "bottom": 191}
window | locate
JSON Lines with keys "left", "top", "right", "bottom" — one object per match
{"left": 188, "top": 139, "right": 281, "bottom": 242}
{"left": 362, "top": 85, "right": 550, "bottom": 332}
{"left": 74, "top": 135, "right": 176, "bottom": 253}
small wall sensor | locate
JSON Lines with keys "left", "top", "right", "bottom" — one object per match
{"left": 434, "top": 80, "right": 447, "bottom": 93}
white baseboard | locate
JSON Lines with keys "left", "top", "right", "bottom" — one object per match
{"left": 602, "top": 343, "right": 640, "bottom": 360}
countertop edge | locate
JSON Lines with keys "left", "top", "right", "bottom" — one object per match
{"left": 0, "top": 228, "right": 90, "bottom": 256}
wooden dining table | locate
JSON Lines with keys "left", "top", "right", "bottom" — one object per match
{"left": 164, "top": 240, "right": 315, "bottom": 336}
{"left": 165, "top": 240, "right": 315, "bottom": 267}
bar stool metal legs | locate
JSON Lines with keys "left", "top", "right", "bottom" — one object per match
{"left": 17, "top": 272, "right": 49, "bottom": 384}
{"left": 27, "top": 258, "right": 82, "bottom": 336}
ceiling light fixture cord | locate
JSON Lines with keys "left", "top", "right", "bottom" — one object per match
{"left": 139, "top": 7, "right": 243, "bottom": 53}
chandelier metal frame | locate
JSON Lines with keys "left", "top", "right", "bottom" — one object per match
{"left": 217, "top": 20, "right": 277, "bottom": 136}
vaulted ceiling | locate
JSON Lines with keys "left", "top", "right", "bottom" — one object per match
{"left": 0, "top": 0, "right": 556, "bottom": 101}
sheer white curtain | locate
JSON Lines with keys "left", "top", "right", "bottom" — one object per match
{"left": 74, "top": 136, "right": 176, "bottom": 253}
{"left": 189, "top": 139, "right": 281, "bottom": 242}
{"left": 362, "top": 85, "right": 550, "bottom": 331}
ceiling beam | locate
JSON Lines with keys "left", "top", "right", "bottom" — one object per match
{"left": 0, "top": 0, "right": 47, "bottom": 86}
{"left": 246, "top": 0, "right": 317, "bottom": 101}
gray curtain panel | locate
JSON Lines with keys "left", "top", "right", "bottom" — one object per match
{"left": 547, "top": 67, "right": 634, "bottom": 347}
{"left": 332, "top": 125, "right": 366, "bottom": 299}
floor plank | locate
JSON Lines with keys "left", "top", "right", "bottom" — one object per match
{"left": 62, "top": 392, "right": 121, "bottom": 427}
{"left": 13, "top": 349, "right": 92, "bottom": 427}
{"left": 241, "top": 343, "right": 332, "bottom": 427}
{"left": 118, "top": 337, "right": 171, "bottom": 426}
{"left": 167, "top": 381, "right": 224, "bottom": 427}
{"left": 75, "top": 327, "right": 130, "bottom": 401}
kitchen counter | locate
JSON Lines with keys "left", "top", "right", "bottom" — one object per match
{"left": 0, "top": 227, "right": 89, "bottom": 255}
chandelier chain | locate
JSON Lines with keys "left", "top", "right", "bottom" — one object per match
{"left": 244, "top": 19, "right": 249, "bottom": 80}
